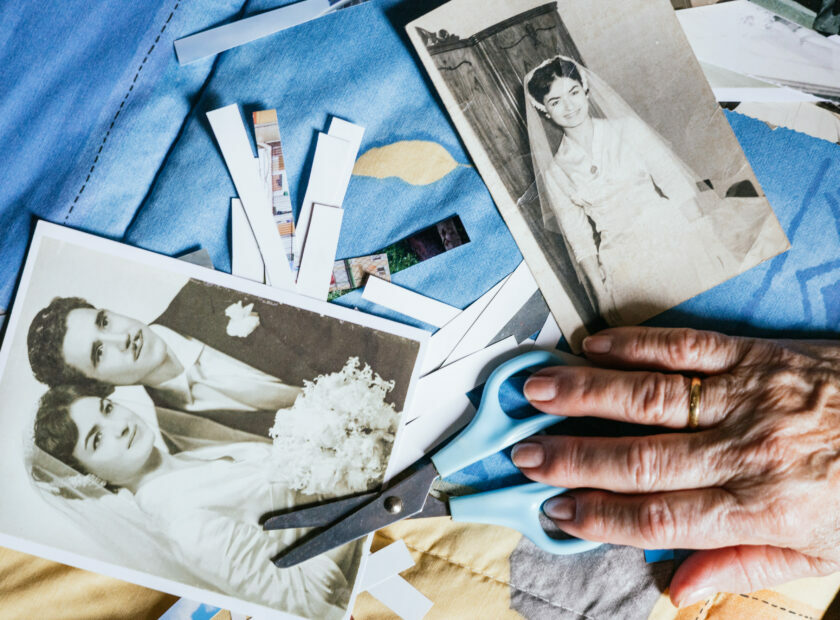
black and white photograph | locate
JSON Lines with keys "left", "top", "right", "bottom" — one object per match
{"left": 0, "top": 222, "right": 426, "bottom": 620}
{"left": 408, "top": 0, "right": 790, "bottom": 349}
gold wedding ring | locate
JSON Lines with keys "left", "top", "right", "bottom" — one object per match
{"left": 688, "top": 377, "right": 702, "bottom": 429}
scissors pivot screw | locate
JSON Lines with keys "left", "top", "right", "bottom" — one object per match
{"left": 383, "top": 496, "right": 403, "bottom": 515}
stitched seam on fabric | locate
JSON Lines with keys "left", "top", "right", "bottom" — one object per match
{"left": 377, "top": 533, "right": 595, "bottom": 619}
{"left": 64, "top": 0, "right": 181, "bottom": 222}
{"left": 737, "top": 594, "right": 816, "bottom": 619}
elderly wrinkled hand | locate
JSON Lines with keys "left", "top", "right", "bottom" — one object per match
{"left": 511, "top": 326, "right": 840, "bottom": 608}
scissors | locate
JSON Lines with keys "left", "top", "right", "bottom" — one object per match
{"left": 262, "top": 349, "right": 602, "bottom": 567}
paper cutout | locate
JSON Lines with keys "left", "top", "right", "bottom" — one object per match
{"left": 296, "top": 204, "right": 344, "bottom": 300}
{"left": 206, "top": 105, "right": 294, "bottom": 290}
{"left": 443, "top": 261, "right": 538, "bottom": 366}
{"left": 421, "top": 277, "right": 508, "bottom": 376}
{"left": 362, "top": 277, "right": 460, "bottom": 328}
{"left": 175, "top": 0, "right": 333, "bottom": 65}
{"left": 367, "top": 574, "right": 433, "bottom": 620}
{"left": 254, "top": 110, "right": 295, "bottom": 271}
{"left": 230, "top": 198, "right": 265, "bottom": 283}
{"left": 294, "top": 122, "right": 363, "bottom": 269}
{"left": 359, "top": 540, "right": 415, "bottom": 591}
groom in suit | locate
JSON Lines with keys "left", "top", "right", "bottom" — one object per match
{"left": 27, "top": 278, "right": 419, "bottom": 437}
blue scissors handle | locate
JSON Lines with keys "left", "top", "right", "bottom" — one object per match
{"left": 449, "top": 483, "right": 602, "bottom": 555}
{"left": 431, "top": 349, "right": 564, "bottom": 479}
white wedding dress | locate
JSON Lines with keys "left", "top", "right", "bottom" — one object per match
{"left": 544, "top": 115, "right": 734, "bottom": 325}
{"left": 135, "top": 441, "right": 356, "bottom": 619}
{"left": 524, "top": 57, "right": 742, "bottom": 326}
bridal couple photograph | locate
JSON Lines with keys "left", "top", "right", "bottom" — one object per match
{"left": 0, "top": 225, "right": 424, "bottom": 620}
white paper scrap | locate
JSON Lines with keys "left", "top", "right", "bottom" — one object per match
{"left": 328, "top": 116, "right": 365, "bottom": 183}
{"left": 207, "top": 105, "right": 295, "bottom": 291}
{"left": 421, "top": 276, "right": 508, "bottom": 376}
{"left": 367, "top": 575, "right": 433, "bottom": 620}
{"left": 443, "top": 261, "right": 538, "bottom": 366}
{"left": 407, "top": 335, "right": 520, "bottom": 425}
{"left": 534, "top": 312, "right": 562, "bottom": 350}
{"left": 293, "top": 132, "right": 355, "bottom": 268}
{"left": 174, "top": 0, "right": 332, "bottom": 65}
{"left": 678, "top": 1, "right": 840, "bottom": 98}
{"left": 296, "top": 204, "right": 344, "bottom": 300}
{"left": 359, "top": 540, "right": 415, "bottom": 591}
{"left": 230, "top": 198, "right": 265, "bottom": 284}
{"left": 362, "top": 277, "right": 460, "bottom": 328}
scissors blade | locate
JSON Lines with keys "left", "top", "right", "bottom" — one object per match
{"left": 262, "top": 490, "right": 380, "bottom": 529}
{"left": 272, "top": 459, "right": 439, "bottom": 568}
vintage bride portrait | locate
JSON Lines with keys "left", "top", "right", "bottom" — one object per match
{"left": 522, "top": 55, "right": 739, "bottom": 325}
{"left": 408, "top": 0, "right": 790, "bottom": 348}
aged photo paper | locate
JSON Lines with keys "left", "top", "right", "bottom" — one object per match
{"left": 408, "top": 0, "right": 790, "bottom": 349}
{"left": 0, "top": 222, "right": 427, "bottom": 620}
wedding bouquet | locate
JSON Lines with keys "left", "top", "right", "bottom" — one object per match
{"left": 269, "top": 357, "right": 399, "bottom": 496}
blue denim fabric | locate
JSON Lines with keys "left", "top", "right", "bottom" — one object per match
{"left": 123, "top": 0, "right": 521, "bottom": 329}
{"left": 0, "top": 0, "right": 246, "bottom": 309}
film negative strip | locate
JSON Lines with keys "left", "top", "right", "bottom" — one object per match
{"left": 329, "top": 215, "right": 469, "bottom": 298}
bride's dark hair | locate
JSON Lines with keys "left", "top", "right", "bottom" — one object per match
{"left": 526, "top": 57, "right": 585, "bottom": 105}
{"left": 34, "top": 383, "right": 119, "bottom": 493}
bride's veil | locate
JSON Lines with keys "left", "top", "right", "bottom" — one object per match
{"left": 520, "top": 55, "right": 720, "bottom": 234}
{"left": 23, "top": 387, "right": 208, "bottom": 584}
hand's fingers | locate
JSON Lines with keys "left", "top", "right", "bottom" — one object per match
{"left": 513, "top": 432, "right": 727, "bottom": 493}
{"left": 669, "top": 546, "right": 840, "bottom": 608}
{"left": 581, "top": 327, "right": 755, "bottom": 374}
{"left": 523, "top": 365, "right": 729, "bottom": 428}
{"left": 542, "top": 488, "right": 751, "bottom": 550}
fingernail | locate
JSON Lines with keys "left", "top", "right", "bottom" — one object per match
{"left": 524, "top": 376, "right": 557, "bottom": 401}
{"left": 583, "top": 335, "right": 612, "bottom": 354}
{"left": 677, "top": 586, "right": 716, "bottom": 608}
{"left": 511, "top": 442, "right": 545, "bottom": 468}
{"left": 543, "top": 496, "right": 576, "bottom": 521}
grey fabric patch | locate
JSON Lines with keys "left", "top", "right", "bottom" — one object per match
{"left": 509, "top": 540, "right": 673, "bottom": 619}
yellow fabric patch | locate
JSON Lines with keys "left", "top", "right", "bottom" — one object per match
{"left": 0, "top": 545, "right": 177, "bottom": 619}
{"left": 353, "top": 141, "right": 467, "bottom": 185}
{"left": 352, "top": 517, "right": 524, "bottom": 619}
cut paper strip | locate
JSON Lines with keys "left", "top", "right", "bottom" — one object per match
{"left": 230, "top": 198, "right": 265, "bottom": 283}
{"left": 407, "top": 335, "right": 520, "bottom": 425}
{"left": 206, "top": 104, "right": 294, "bottom": 290}
{"left": 296, "top": 204, "right": 344, "bottom": 300}
{"left": 175, "top": 0, "right": 332, "bottom": 65}
{"left": 254, "top": 110, "right": 295, "bottom": 270}
{"left": 359, "top": 540, "right": 415, "bottom": 591}
{"left": 328, "top": 116, "right": 365, "bottom": 184}
{"left": 362, "top": 276, "right": 460, "bottom": 328}
{"left": 293, "top": 131, "right": 355, "bottom": 268}
{"left": 534, "top": 312, "right": 562, "bottom": 350}
{"left": 367, "top": 574, "right": 434, "bottom": 620}
{"left": 398, "top": 336, "right": 531, "bottom": 470}
{"left": 421, "top": 277, "right": 507, "bottom": 376}
{"left": 443, "top": 261, "right": 538, "bottom": 366}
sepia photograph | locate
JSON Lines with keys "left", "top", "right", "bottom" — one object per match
{"left": 0, "top": 222, "right": 427, "bottom": 619}
{"left": 408, "top": 0, "right": 790, "bottom": 349}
